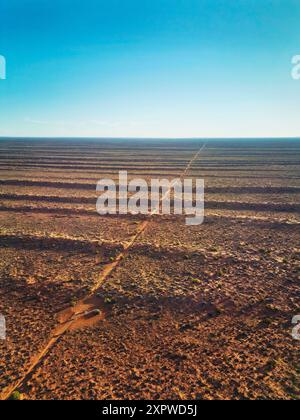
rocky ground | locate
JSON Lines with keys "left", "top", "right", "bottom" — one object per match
{"left": 0, "top": 139, "right": 299, "bottom": 400}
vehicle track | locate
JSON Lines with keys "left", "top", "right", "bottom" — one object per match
{"left": 0, "top": 143, "right": 206, "bottom": 400}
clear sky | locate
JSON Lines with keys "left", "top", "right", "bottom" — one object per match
{"left": 0, "top": 0, "right": 299, "bottom": 138}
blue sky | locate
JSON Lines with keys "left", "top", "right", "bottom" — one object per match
{"left": 0, "top": 0, "right": 299, "bottom": 138}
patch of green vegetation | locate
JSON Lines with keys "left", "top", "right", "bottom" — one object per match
{"left": 219, "top": 268, "right": 226, "bottom": 276}
{"left": 192, "top": 278, "right": 202, "bottom": 284}
{"left": 70, "top": 297, "right": 77, "bottom": 307}
{"left": 9, "top": 390, "right": 22, "bottom": 400}
{"left": 104, "top": 297, "right": 116, "bottom": 305}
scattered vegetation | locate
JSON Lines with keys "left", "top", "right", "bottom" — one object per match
{"left": 104, "top": 296, "right": 116, "bottom": 305}
{"left": 9, "top": 390, "right": 22, "bottom": 400}
{"left": 70, "top": 297, "right": 77, "bottom": 307}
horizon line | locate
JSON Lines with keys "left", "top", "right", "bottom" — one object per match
{"left": 1, "top": 136, "right": 300, "bottom": 141}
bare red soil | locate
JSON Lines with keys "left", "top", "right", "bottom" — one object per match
{"left": 0, "top": 139, "right": 299, "bottom": 400}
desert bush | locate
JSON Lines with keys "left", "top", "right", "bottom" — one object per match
{"left": 10, "top": 390, "right": 22, "bottom": 400}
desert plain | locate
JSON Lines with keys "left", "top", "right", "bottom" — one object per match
{"left": 0, "top": 138, "right": 299, "bottom": 400}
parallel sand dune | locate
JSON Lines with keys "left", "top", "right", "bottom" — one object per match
{"left": 0, "top": 139, "right": 299, "bottom": 400}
